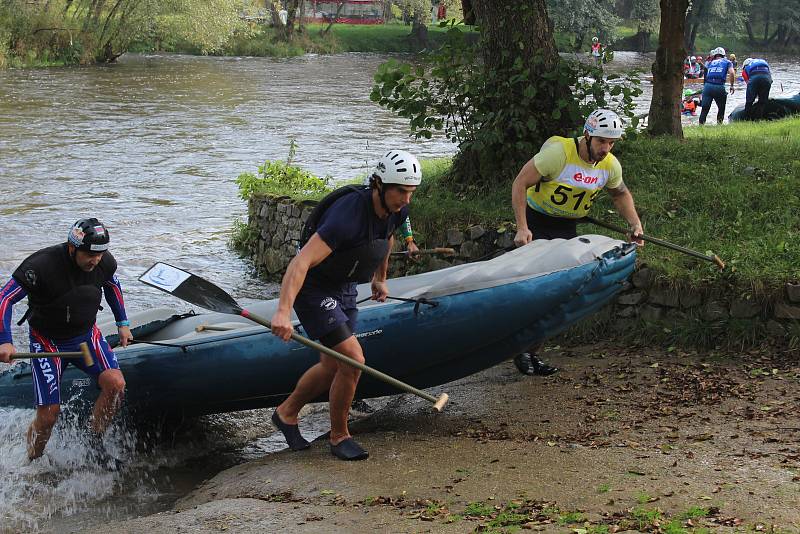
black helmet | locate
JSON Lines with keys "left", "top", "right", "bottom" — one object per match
{"left": 67, "top": 218, "right": 110, "bottom": 253}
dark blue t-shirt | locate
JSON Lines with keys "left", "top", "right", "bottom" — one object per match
{"left": 315, "top": 188, "right": 408, "bottom": 252}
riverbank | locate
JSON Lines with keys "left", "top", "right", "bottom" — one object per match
{"left": 237, "top": 117, "right": 800, "bottom": 297}
{"left": 81, "top": 342, "right": 800, "bottom": 533}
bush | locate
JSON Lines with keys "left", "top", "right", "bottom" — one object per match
{"left": 235, "top": 140, "right": 331, "bottom": 200}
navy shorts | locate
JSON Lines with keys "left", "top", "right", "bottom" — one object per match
{"left": 29, "top": 325, "right": 120, "bottom": 406}
{"left": 294, "top": 282, "right": 358, "bottom": 347}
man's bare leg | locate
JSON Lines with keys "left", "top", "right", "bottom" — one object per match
{"left": 326, "top": 337, "right": 364, "bottom": 445}
{"left": 275, "top": 358, "right": 338, "bottom": 424}
{"left": 90, "top": 369, "right": 125, "bottom": 434}
{"left": 27, "top": 405, "right": 60, "bottom": 460}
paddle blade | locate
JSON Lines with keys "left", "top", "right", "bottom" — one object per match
{"left": 139, "top": 262, "right": 243, "bottom": 315}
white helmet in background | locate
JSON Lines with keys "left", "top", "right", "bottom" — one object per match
{"left": 690, "top": 55, "right": 696, "bottom": 61}
{"left": 584, "top": 109, "right": 624, "bottom": 139}
{"left": 742, "top": 58, "right": 753, "bottom": 68}
{"left": 711, "top": 47, "right": 726, "bottom": 57}
{"left": 372, "top": 150, "right": 422, "bottom": 186}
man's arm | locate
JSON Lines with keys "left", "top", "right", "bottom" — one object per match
{"left": 728, "top": 65, "right": 736, "bottom": 93}
{"left": 270, "top": 234, "right": 333, "bottom": 341}
{"left": 607, "top": 183, "right": 644, "bottom": 245}
{"left": 103, "top": 275, "right": 133, "bottom": 347}
{"left": 511, "top": 159, "right": 544, "bottom": 247}
{"left": 0, "top": 278, "right": 27, "bottom": 363}
{"left": 371, "top": 235, "right": 393, "bottom": 302}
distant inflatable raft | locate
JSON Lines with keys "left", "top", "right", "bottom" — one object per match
{"left": 729, "top": 92, "right": 800, "bottom": 122}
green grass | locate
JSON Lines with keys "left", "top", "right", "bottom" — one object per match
{"left": 413, "top": 119, "right": 800, "bottom": 297}
{"left": 606, "top": 118, "right": 800, "bottom": 295}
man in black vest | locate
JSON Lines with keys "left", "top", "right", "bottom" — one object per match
{"left": 269, "top": 150, "right": 421, "bottom": 461}
{"left": 0, "top": 218, "right": 132, "bottom": 460}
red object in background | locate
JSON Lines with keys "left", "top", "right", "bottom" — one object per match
{"left": 437, "top": 4, "right": 446, "bottom": 19}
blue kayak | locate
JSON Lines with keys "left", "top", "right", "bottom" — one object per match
{"left": 0, "top": 236, "right": 636, "bottom": 417}
{"left": 729, "top": 92, "right": 800, "bottom": 121}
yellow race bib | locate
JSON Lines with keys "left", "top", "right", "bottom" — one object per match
{"left": 526, "top": 136, "right": 620, "bottom": 219}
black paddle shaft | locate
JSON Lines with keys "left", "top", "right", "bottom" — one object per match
{"left": 581, "top": 216, "right": 725, "bottom": 269}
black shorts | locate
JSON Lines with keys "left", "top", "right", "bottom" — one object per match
{"left": 294, "top": 282, "right": 358, "bottom": 348}
{"left": 525, "top": 207, "right": 578, "bottom": 241}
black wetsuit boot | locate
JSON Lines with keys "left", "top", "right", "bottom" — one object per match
{"left": 513, "top": 353, "right": 559, "bottom": 376}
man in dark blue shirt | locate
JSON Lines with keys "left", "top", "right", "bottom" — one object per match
{"left": 270, "top": 150, "right": 421, "bottom": 461}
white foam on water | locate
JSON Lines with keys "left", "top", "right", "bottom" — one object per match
{"left": 0, "top": 406, "right": 154, "bottom": 532}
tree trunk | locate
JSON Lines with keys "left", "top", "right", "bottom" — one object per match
{"left": 320, "top": 1, "right": 346, "bottom": 36}
{"left": 472, "top": 1, "right": 559, "bottom": 72}
{"left": 286, "top": 0, "right": 300, "bottom": 39}
{"left": 453, "top": 0, "right": 568, "bottom": 184}
{"left": 269, "top": 0, "right": 286, "bottom": 39}
{"left": 461, "top": 0, "right": 475, "bottom": 25}
{"left": 648, "top": 0, "right": 688, "bottom": 138}
{"left": 634, "top": 29, "right": 650, "bottom": 52}
{"left": 744, "top": 20, "right": 756, "bottom": 47}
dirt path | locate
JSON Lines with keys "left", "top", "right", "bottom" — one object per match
{"left": 88, "top": 343, "right": 800, "bottom": 533}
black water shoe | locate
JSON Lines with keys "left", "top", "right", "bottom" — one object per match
{"left": 513, "top": 353, "right": 559, "bottom": 376}
{"left": 330, "top": 438, "right": 369, "bottom": 461}
{"left": 271, "top": 411, "right": 310, "bottom": 451}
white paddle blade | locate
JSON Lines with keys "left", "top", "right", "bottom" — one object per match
{"left": 139, "top": 262, "right": 192, "bottom": 293}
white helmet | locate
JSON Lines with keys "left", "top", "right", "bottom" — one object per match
{"left": 592, "top": 36, "right": 599, "bottom": 43}
{"left": 742, "top": 57, "right": 753, "bottom": 68}
{"left": 372, "top": 150, "right": 422, "bottom": 186}
{"left": 584, "top": 109, "right": 623, "bottom": 139}
{"left": 711, "top": 47, "right": 726, "bottom": 57}
{"left": 690, "top": 56, "right": 696, "bottom": 61}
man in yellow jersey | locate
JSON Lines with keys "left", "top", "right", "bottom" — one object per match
{"left": 510, "top": 109, "right": 644, "bottom": 375}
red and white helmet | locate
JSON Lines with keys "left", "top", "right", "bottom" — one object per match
{"left": 584, "top": 109, "right": 624, "bottom": 139}
{"left": 372, "top": 150, "right": 422, "bottom": 186}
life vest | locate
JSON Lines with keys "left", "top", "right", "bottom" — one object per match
{"left": 705, "top": 58, "right": 732, "bottom": 85}
{"left": 744, "top": 59, "right": 771, "bottom": 78}
{"left": 591, "top": 43, "right": 601, "bottom": 56}
{"left": 301, "top": 186, "right": 396, "bottom": 286}
{"left": 13, "top": 244, "right": 117, "bottom": 339}
{"left": 526, "top": 136, "right": 619, "bottom": 219}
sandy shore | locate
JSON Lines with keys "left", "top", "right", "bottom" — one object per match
{"left": 84, "top": 343, "right": 800, "bottom": 533}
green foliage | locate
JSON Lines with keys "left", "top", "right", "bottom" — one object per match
{"left": 463, "top": 501, "right": 495, "bottom": 517}
{"left": 371, "top": 20, "right": 642, "bottom": 186}
{"left": 229, "top": 218, "right": 259, "bottom": 254}
{"left": 235, "top": 140, "right": 331, "bottom": 200}
{"left": 558, "top": 511, "right": 587, "bottom": 524}
{"left": 0, "top": 0, "right": 251, "bottom": 66}
{"left": 546, "top": 0, "right": 621, "bottom": 48}
{"left": 630, "top": 506, "right": 662, "bottom": 529}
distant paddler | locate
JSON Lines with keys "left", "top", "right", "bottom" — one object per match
{"left": 0, "top": 219, "right": 132, "bottom": 461}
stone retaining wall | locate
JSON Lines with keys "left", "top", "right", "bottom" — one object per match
{"left": 611, "top": 267, "right": 800, "bottom": 340}
{"left": 244, "top": 194, "right": 800, "bottom": 346}
{"left": 244, "top": 194, "right": 517, "bottom": 279}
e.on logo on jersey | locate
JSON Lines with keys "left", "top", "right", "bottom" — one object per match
{"left": 573, "top": 172, "right": 599, "bottom": 185}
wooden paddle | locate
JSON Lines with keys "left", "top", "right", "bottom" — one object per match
{"left": 10, "top": 342, "right": 93, "bottom": 366}
{"left": 582, "top": 216, "right": 725, "bottom": 270}
{"left": 195, "top": 324, "right": 236, "bottom": 332}
{"left": 139, "top": 263, "right": 449, "bottom": 412}
{"left": 390, "top": 247, "right": 456, "bottom": 257}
